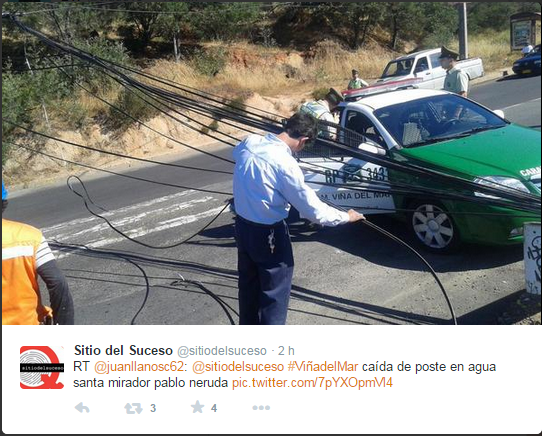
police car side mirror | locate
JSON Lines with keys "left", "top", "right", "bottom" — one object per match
{"left": 358, "top": 142, "right": 386, "bottom": 156}
{"left": 493, "top": 109, "right": 505, "bottom": 119}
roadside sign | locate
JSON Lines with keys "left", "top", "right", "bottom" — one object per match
{"left": 524, "top": 222, "right": 541, "bottom": 296}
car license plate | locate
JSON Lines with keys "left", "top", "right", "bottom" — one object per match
{"left": 523, "top": 69, "right": 532, "bottom": 74}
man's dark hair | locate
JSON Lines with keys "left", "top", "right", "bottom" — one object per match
{"left": 2, "top": 200, "right": 8, "bottom": 213}
{"left": 284, "top": 112, "right": 317, "bottom": 140}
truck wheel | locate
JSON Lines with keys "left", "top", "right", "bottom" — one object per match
{"left": 409, "top": 202, "right": 461, "bottom": 253}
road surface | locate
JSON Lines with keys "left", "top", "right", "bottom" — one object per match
{"left": 4, "top": 74, "right": 541, "bottom": 325}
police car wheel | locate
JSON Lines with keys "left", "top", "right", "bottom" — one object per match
{"left": 409, "top": 202, "right": 460, "bottom": 253}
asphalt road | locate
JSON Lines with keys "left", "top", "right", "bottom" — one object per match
{"left": 5, "top": 74, "right": 541, "bottom": 325}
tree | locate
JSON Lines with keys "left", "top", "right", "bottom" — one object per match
{"left": 468, "top": 2, "right": 516, "bottom": 33}
{"left": 158, "top": 2, "right": 191, "bottom": 62}
{"left": 320, "top": 3, "right": 385, "bottom": 49}
{"left": 188, "top": 2, "right": 262, "bottom": 42}
{"left": 469, "top": 2, "right": 541, "bottom": 34}
{"left": 120, "top": 2, "right": 167, "bottom": 50}
{"left": 417, "top": 2, "right": 458, "bottom": 48}
{"left": 385, "top": 3, "right": 424, "bottom": 50}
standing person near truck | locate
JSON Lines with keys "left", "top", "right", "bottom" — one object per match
{"left": 2, "top": 181, "right": 74, "bottom": 325}
{"left": 347, "top": 69, "right": 369, "bottom": 90}
{"left": 439, "top": 46, "right": 469, "bottom": 97}
{"left": 299, "top": 88, "right": 344, "bottom": 139}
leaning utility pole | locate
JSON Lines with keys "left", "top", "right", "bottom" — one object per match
{"left": 458, "top": 2, "right": 469, "bottom": 60}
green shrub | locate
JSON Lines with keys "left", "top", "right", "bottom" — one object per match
{"left": 71, "top": 38, "right": 132, "bottom": 93}
{"left": 1, "top": 39, "right": 131, "bottom": 166}
{"left": 108, "top": 88, "right": 161, "bottom": 131}
{"left": 228, "top": 95, "right": 247, "bottom": 114}
{"left": 208, "top": 120, "right": 219, "bottom": 131}
{"left": 190, "top": 47, "right": 227, "bottom": 77}
{"left": 312, "top": 87, "right": 329, "bottom": 101}
{"left": 2, "top": 70, "right": 38, "bottom": 165}
{"left": 421, "top": 30, "right": 454, "bottom": 50}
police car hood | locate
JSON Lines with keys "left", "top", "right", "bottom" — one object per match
{"left": 398, "top": 124, "right": 541, "bottom": 183}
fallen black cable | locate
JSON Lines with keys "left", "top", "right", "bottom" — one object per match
{"left": 15, "top": 22, "right": 278, "bottom": 133}
{"left": 307, "top": 179, "right": 541, "bottom": 215}
{"left": 48, "top": 57, "right": 260, "bottom": 145}
{"left": 83, "top": 63, "right": 242, "bottom": 147}
{"left": 50, "top": 240, "right": 236, "bottom": 325}
{"left": 10, "top": 142, "right": 234, "bottom": 196}
{"left": 3, "top": 120, "right": 233, "bottom": 175}
{"left": 170, "top": 277, "right": 236, "bottom": 325}
{"left": 122, "top": 255, "right": 151, "bottom": 325}
{"left": 316, "top": 134, "right": 540, "bottom": 208}
{"left": 103, "top": 58, "right": 282, "bottom": 119}
{"left": 320, "top": 203, "right": 540, "bottom": 219}
{"left": 64, "top": 175, "right": 458, "bottom": 325}
{"left": 67, "top": 175, "right": 233, "bottom": 250}
{"left": 7, "top": 129, "right": 538, "bottom": 219}
{"left": 44, "top": 59, "right": 240, "bottom": 160}
{"left": 297, "top": 159, "right": 541, "bottom": 217}
{"left": 323, "top": 199, "right": 458, "bottom": 325}
{"left": 304, "top": 123, "right": 540, "bottom": 202}
{"left": 7, "top": 118, "right": 539, "bottom": 218}
{"left": 51, "top": 242, "right": 237, "bottom": 282}
{"left": 91, "top": 61, "right": 267, "bottom": 135}
{"left": 11, "top": 15, "right": 537, "bottom": 209}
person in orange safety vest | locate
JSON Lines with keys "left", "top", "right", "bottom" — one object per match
{"left": 2, "top": 181, "right": 74, "bottom": 325}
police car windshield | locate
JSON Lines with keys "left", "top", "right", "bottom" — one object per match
{"left": 381, "top": 59, "right": 413, "bottom": 78}
{"left": 374, "top": 95, "right": 508, "bottom": 148}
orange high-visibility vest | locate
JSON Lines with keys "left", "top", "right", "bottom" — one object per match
{"left": 2, "top": 219, "right": 51, "bottom": 325}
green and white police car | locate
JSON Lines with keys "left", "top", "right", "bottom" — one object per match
{"left": 301, "top": 88, "right": 541, "bottom": 252}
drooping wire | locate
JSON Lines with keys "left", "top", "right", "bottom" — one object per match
{"left": 8, "top": 142, "right": 233, "bottom": 196}
{"left": 321, "top": 199, "right": 458, "bottom": 325}
{"left": 9, "top": 13, "right": 538, "bottom": 209}
{"left": 49, "top": 240, "right": 237, "bottom": 325}
{"left": 67, "top": 175, "right": 233, "bottom": 250}
{"left": 3, "top": 119, "right": 233, "bottom": 175}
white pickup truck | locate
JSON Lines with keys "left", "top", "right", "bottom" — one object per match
{"left": 376, "top": 48, "right": 484, "bottom": 90}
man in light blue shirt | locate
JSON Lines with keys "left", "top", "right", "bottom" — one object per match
{"left": 233, "top": 113, "right": 365, "bottom": 325}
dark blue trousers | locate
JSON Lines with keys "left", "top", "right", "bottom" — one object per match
{"left": 234, "top": 217, "right": 294, "bottom": 325}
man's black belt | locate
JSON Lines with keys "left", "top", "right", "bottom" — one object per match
{"left": 235, "top": 214, "right": 284, "bottom": 229}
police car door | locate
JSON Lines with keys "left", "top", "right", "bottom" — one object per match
{"left": 298, "top": 110, "right": 396, "bottom": 215}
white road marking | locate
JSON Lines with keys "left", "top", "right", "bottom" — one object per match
{"left": 499, "top": 97, "right": 541, "bottom": 111}
{"left": 50, "top": 196, "right": 215, "bottom": 240}
{"left": 46, "top": 185, "right": 228, "bottom": 259}
{"left": 43, "top": 189, "right": 197, "bottom": 233}
{"left": 55, "top": 205, "right": 227, "bottom": 258}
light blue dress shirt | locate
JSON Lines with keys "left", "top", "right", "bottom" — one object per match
{"left": 233, "top": 133, "right": 350, "bottom": 226}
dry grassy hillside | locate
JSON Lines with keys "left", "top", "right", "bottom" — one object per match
{"left": 4, "top": 30, "right": 531, "bottom": 188}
